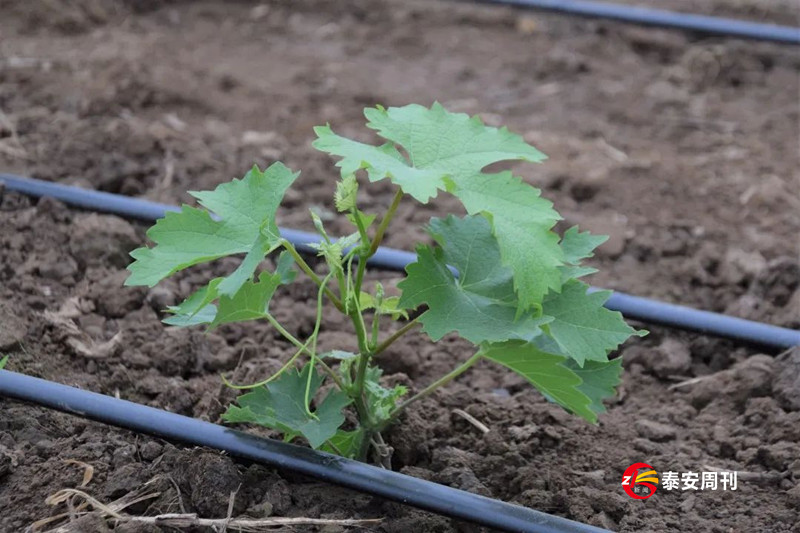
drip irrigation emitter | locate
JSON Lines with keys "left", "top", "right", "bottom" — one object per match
{"left": 2, "top": 173, "right": 799, "bottom": 350}
{"left": 0, "top": 370, "right": 608, "bottom": 533}
{"left": 475, "top": 0, "right": 800, "bottom": 45}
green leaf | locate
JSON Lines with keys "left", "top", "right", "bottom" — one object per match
{"left": 308, "top": 232, "right": 360, "bottom": 273}
{"left": 564, "top": 358, "right": 623, "bottom": 416}
{"left": 561, "top": 226, "right": 608, "bottom": 264}
{"left": 126, "top": 163, "right": 299, "bottom": 289}
{"left": 211, "top": 271, "right": 282, "bottom": 328}
{"left": 558, "top": 266, "right": 599, "bottom": 284}
{"left": 274, "top": 250, "right": 297, "bottom": 284}
{"left": 163, "top": 278, "right": 222, "bottom": 326}
{"left": 334, "top": 174, "right": 358, "bottom": 212}
{"left": 541, "top": 280, "right": 647, "bottom": 366}
{"left": 481, "top": 342, "right": 597, "bottom": 422}
{"left": 0, "top": 355, "right": 8, "bottom": 370}
{"left": 321, "top": 429, "right": 365, "bottom": 459}
{"left": 346, "top": 210, "right": 376, "bottom": 231}
{"left": 164, "top": 270, "right": 285, "bottom": 328}
{"left": 313, "top": 103, "right": 562, "bottom": 308}
{"left": 216, "top": 233, "right": 273, "bottom": 297}
{"left": 556, "top": 227, "right": 607, "bottom": 283}
{"left": 163, "top": 250, "right": 297, "bottom": 328}
{"left": 445, "top": 171, "right": 563, "bottom": 308}
{"left": 163, "top": 303, "right": 217, "bottom": 327}
{"left": 363, "top": 366, "right": 407, "bottom": 423}
{"left": 222, "top": 364, "right": 350, "bottom": 449}
{"left": 398, "top": 215, "right": 551, "bottom": 344}
{"left": 359, "top": 292, "right": 408, "bottom": 320}
{"left": 320, "top": 350, "right": 358, "bottom": 361}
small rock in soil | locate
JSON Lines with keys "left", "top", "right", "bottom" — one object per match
{"left": 69, "top": 213, "right": 140, "bottom": 268}
{"left": 751, "top": 441, "right": 796, "bottom": 471}
{"left": 569, "top": 167, "right": 607, "bottom": 202}
{"left": 77, "top": 313, "right": 107, "bottom": 338}
{"left": 591, "top": 511, "right": 618, "bottom": 531}
{"left": 37, "top": 251, "right": 79, "bottom": 282}
{"left": 566, "top": 486, "right": 629, "bottom": 524}
{"left": 775, "top": 289, "right": 800, "bottom": 328}
{"left": 0, "top": 302, "right": 27, "bottom": 350}
{"left": 719, "top": 248, "right": 767, "bottom": 286}
{"left": 753, "top": 257, "right": 800, "bottom": 307}
{"left": 727, "top": 354, "right": 775, "bottom": 405}
{"left": 635, "top": 419, "right": 677, "bottom": 442}
{"left": 628, "top": 338, "right": 691, "bottom": 378}
{"left": 378, "top": 508, "right": 452, "bottom": 533}
{"left": 112, "top": 444, "right": 139, "bottom": 468}
{"left": 679, "top": 494, "right": 697, "bottom": 513}
{"left": 115, "top": 522, "right": 161, "bottom": 533}
{"left": 88, "top": 270, "right": 146, "bottom": 318}
{"left": 645, "top": 79, "right": 690, "bottom": 106}
{"left": 182, "top": 452, "right": 245, "bottom": 517}
{"left": 145, "top": 284, "right": 178, "bottom": 311}
{"left": 388, "top": 410, "right": 432, "bottom": 467}
{"left": 774, "top": 348, "right": 800, "bottom": 412}
{"left": 157, "top": 385, "right": 196, "bottom": 416}
{"left": 66, "top": 514, "right": 112, "bottom": 533}
{"left": 437, "top": 466, "right": 492, "bottom": 497}
{"left": 787, "top": 484, "right": 800, "bottom": 510}
{"left": 378, "top": 344, "right": 422, "bottom": 377}
{"left": 243, "top": 469, "right": 293, "bottom": 515}
{"left": 508, "top": 424, "right": 539, "bottom": 441}
{"left": 724, "top": 292, "right": 764, "bottom": 321}
{"left": 632, "top": 437, "right": 661, "bottom": 455}
{"left": 688, "top": 355, "right": 774, "bottom": 411}
{"left": 0, "top": 450, "right": 13, "bottom": 479}
{"left": 138, "top": 441, "right": 163, "bottom": 461}
{"left": 104, "top": 463, "right": 147, "bottom": 499}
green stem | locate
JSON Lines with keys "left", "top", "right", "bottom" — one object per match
{"left": 221, "top": 338, "right": 310, "bottom": 390}
{"left": 317, "top": 359, "right": 345, "bottom": 391}
{"left": 370, "top": 309, "right": 381, "bottom": 350}
{"left": 351, "top": 312, "right": 372, "bottom": 404}
{"left": 335, "top": 268, "right": 347, "bottom": 306}
{"left": 342, "top": 248, "right": 359, "bottom": 314}
{"left": 348, "top": 304, "right": 373, "bottom": 440}
{"left": 354, "top": 189, "right": 403, "bottom": 297}
{"left": 325, "top": 439, "right": 344, "bottom": 456}
{"left": 382, "top": 352, "right": 483, "bottom": 428}
{"left": 352, "top": 207, "right": 370, "bottom": 249}
{"left": 280, "top": 240, "right": 343, "bottom": 312}
{"left": 369, "top": 189, "right": 404, "bottom": 257}
{"left": 304, "top": 271, "right": 335, "bottom": 418}
{"left": 224, "top": 307, "right": 322, "bottom": 390}
{"left": 373, "top": 316, "right": 420, "bottom": 356}
{"left": 265, "top": 314, "right": 309, "bottom": 352}
{"left": 353, "top": 256, "right": 368, "bottom": 304}
{"left": 357, "top": 427, "right": 372, "bottom": 462}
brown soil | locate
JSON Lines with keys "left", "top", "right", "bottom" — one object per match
{"left": 1, "top": 1, "right": 799, "bottom": 531}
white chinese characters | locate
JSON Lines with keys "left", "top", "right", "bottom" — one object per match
{"left": 661, "top": 471, "right": 737, "bottom": 491}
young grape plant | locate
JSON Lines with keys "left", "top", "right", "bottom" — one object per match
{"left": 126, "top": 103, "right": 646, "bottom": 461}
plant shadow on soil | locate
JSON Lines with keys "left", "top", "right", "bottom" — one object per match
{"left": 1, "top": 0, "right": 799, "bottom": 531}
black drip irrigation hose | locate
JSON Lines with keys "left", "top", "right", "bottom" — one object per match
{"left": 476, "top": 0, "right": 800, "bottom": 45}
{"left": 0, "top": 370, "right": 608, "bottom": 533}
{"left": 2, "top": 173, "right": 798, "bottom": 350}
